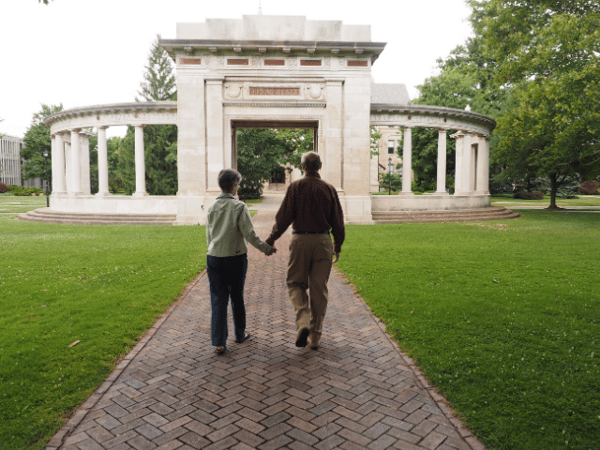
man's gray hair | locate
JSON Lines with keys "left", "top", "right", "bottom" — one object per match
{"left": 301, "top": 151, "right": 322, "bottom": 173}
{"left": 218, "top": 168, "right": 242, "bottom": 191}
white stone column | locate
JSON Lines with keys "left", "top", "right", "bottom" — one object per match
{"left": 453, "top": 132, "right": 463, "bottom": 194}
{"left": 401, "top": 127, "right": 413, "bottom": 195}
{"left": 206, "top": 78, "right": 224, "bottom": 193}
{"left": 96, "top": 126, "right": 110, "bottom": 196}
{"left": 65, "top": 141, "right": 72, "bottom": 193}
{"left": 133, "top": 125, "right": 148, "bottom": 196}
{"left": 476, "top": 135, "right": 490, "bottom": 194}
{"left": 461, "top": 132, "right": 473, "bottom": 194}
{"left": 51, "top": 133, "right": 67, "bottom": 194}
{"left": 70, "top": 129, "right": 82, "bottom": 195}
{"left": 436, "top": 129, "right": 448, "bottom": 194}
{"left": 80, "top": 134, "right": 91, "bottom": 195}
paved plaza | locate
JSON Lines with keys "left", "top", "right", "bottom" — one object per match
{"left": 47, "top": 208, "right": 485, "bottom": 450}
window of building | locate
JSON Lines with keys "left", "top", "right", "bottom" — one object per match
{"left": 270, "top": 167, "right": 285, "bottom": 184}
{"left": 388, "top": 140, "right": 395, "bottom": 154}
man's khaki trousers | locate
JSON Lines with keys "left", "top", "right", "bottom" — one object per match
{"left": 286, "top": 233, "right": 334, "bottom": 347}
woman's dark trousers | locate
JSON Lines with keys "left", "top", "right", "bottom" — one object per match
{"left": 206, "top": 254, "right": 248, "bottom": 347}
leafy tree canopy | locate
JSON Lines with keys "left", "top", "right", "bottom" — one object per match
{"left": 236, "top": 128, "right": 313, "bottom": 199}
{"left": 21, "top": 104, "right": 63, "bottom": 181}
{"left": 469, "top": 0, "right": 600, "bottom": 207}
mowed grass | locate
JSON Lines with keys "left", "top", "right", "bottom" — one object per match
{"left": 337, "top": 210, "right": 600, "bottom": 450}
{"left": 0, "top": 195, "right": 48, "bottom": 214}
{"left": 0, "top": 213, "right": 207, "bottom": 449}
{"left": 491, "top": 194, "right": 600, "bottom": 208}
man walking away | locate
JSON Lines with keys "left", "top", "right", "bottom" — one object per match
{"left": 266, "top": 152, "right": 345, "bottom": 350}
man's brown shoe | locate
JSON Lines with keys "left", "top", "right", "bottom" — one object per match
{"left": 295, "top": 327, "right": 309, "bottom": 347}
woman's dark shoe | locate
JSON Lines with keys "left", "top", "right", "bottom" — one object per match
{"left": 235, "top": 332, "right": 251, "bottom": 344}
{"left": 215, "top": 346, "right": 226, "bottom": 355}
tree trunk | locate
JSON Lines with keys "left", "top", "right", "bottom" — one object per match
{"left": 547, "top": 173, "right": 560, "bottom": 210}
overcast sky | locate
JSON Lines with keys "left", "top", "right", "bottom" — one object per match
{"left": 0, "top": 0, "right": 473, "bottom": 138}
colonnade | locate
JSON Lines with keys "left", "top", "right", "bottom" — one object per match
{"left": 50, "top": 126, "right": 148, "bottom": 197}
{"left": 393, "top": 126, "right": 490, "bottom": 196}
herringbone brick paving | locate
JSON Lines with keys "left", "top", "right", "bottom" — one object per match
{"left": 47, "top": 210, "right": 485, "bottom": 450}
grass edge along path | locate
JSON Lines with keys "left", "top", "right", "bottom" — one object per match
{"left": 0, "top": 215, "right": 207, "bottom": 450}
{"left": 336, "top": 210, "right": 599, "bottom": 450}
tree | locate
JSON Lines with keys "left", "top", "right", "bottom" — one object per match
{"left": 469, "top": 0, "right": 600, "bottom": 207}
{"left": 21, "top": 104, "right": 63, "bottom": 183}
{"left": 116, "top": 35, "right": 178, "bottom": 195}
{"left": 370, "top": 126, "right": 382, "bottom": 157}
{"left": 136, "top": 34, "right": 176, "bottom": 102}
{"left": 410, "top": 45, "right": 496, "bottom": 191}
{"left": 236, "top": 128, "right": 313, "bottom": 199}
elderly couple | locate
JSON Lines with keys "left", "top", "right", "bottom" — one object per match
{"left": 206, "top": 152, "right": 345, "bottom": 355}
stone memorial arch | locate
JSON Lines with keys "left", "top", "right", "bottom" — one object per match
{"left": 38, "top": 15, "right": 501, "bottom": 226}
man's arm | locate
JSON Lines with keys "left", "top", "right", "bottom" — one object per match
{"left": 330, "top": 188, "right": 345, "bottom": 259}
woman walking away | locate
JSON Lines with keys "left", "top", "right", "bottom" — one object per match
{"left": 206, "top": 169, "right": 276, "bottom": 355}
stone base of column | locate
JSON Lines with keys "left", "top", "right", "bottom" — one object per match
{"left": 132, "top": 192, "right": 149, "bottom": 197}
{"left": 398, "top": 191, "right": 416, "bottom": 197}
{"left": 175, "top": 195, "right": 208, "bottom": 225}
{"left": 343, "top": 195, "right": 374, "bottom": 225}
{"left": 95, "top": 192, "right": 112, "bottom": 197}
{"left": 435, "top": 190, "right": 450, "bottom": 196}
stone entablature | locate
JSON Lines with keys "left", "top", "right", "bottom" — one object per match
{"left": 370, "top": 104, "right": 496, "bottom": 137}
{"left": 44, "top": 102, "right": 177, "bottom": 132}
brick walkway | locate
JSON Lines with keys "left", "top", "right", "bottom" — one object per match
{"left": 47, "top": 211, "right": 485, "bottom": 450}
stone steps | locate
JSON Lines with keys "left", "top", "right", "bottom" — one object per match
{"left": 372, "top": 206, "right": 521, "bottom": 223}
{"left": 17, "top": 208, "right": 176, "bottom": 225}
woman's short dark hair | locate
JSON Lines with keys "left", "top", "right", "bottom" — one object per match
{"left": 218, "top": 169, "right": 242, "bottom": 192}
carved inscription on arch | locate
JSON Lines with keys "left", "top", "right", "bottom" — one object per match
{"left": 249, "top": 87, "right": 300, "bottom": 96}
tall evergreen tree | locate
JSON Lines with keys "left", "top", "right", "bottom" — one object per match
{"left": 117, "top": 35, "right": 178, "bottom": 195}
{"left": 136, "top": 34, "right": 176, "bottom": 102}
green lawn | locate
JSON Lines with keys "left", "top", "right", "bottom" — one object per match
{"left": 0, "top": 212, "right": 207, "bottom": 449}
{"left": 337, "top": 210, "right": 600, "bottom": 450}
{"left": 491, "top": 194, "right": 600, "bottom": 208}
{"left": 0, "top": 195, "right": 48, "bottom": 214}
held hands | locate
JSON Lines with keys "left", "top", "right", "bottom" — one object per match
{"left": 266, "top": 246, "right": 277, "bottom": 256}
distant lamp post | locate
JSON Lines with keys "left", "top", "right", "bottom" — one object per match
{"left": 42, "top": 150, "right": 49, "bottom": 207}
{"left": 388, "top": 157, "right": 393, "bottom": 195}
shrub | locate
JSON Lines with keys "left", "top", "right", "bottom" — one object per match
{"left": 514, "top": 191, "right": 543, "bottom": 200}
{"left": 579, "top": 180, "right": 599, "bottom": 195}
{"left": 0, "top": 182, "right": 8, "bottom": 194}
{"left": 11, "top": 186, "right": 44, "bottom": 196}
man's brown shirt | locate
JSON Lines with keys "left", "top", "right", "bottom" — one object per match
{"left": 266, "top": 173, "right": 345, "bottom": 253}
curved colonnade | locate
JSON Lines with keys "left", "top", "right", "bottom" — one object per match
{"left": 45, "top": 102, "right": 178, "bottom": 216}
{"left": 370, "top": 103, "right": 495, "bottom": 212}
{"left": 43, "top": 101, "right": 495, "bottom": 224}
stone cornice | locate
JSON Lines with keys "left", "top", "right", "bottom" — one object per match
{"left": 161, "top": 39, "right": 386, "bottom": 62}
{"left": 371, "top": 103, "right": 496, "bottom": 131}
{"left": 43, "top": 102, "right": 177, "bottom": 128}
